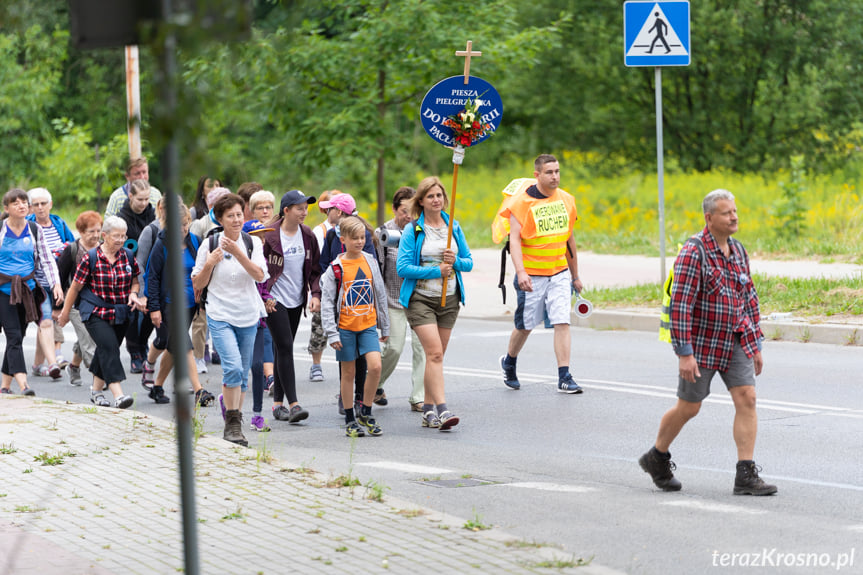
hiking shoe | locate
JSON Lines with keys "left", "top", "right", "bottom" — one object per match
{"left": 130, "top": 354, "right": 144, "bottom": 374}
{"left": 250, "top": 415, "right": 271, "bottom": 433}
{"left": 438, "top": 410, "right": 460, "bottom": 431}
{"left": 31, "top": 364, "right": 49, "bottom": 377}
{"left": 22, "top": 387, "right": 36, "bottom": 397}
{"left": 357, "top": 414, "right": 383, "bottom": 436}
{"left": 500, "top": 355, "right": 520, "bottom": 390}
{"left": 287, "top": 404, "right": 309, "bottom": 424}
{"left": 48, "top": 363, "right": 63, "bottom": 380}
{"left": 374, "top": 389, "right": 388, "bottom": 406}
{"left": 195, "top": 358, "right": 208, "bottom": 374}
{"left": 309, "top": 365, "right": 324, "bottom": 382}
{"left": 141, "top": 361, "right": 155, "bottom": 390}
{"left": 557, "top": 374, "right": 583, "bottom": 394}
{"left": 345, "top": 421, "right": 365, "bottom": 437}
{"left": 67, "top": 364, "right": 83, "bottom": 386}
{"left": 223, "top": 409, "right": 248, "bottom": 446}
{"left": 421, "top": 411, "right": 441, "bottom": 429}
{"left": 114, "top": 395, "right": 134, "bottom": 409}
{"left": 734, "top": 461, "right": 778, "bottom": 496}
{"left": 272, "top": 405, "right": 291, "bottom": 421}
{"left": 90, "top": 390, "right": 111, "bottom": 407}
{"left": 195, "top": 388, "right": 215, "bottom": 407}
{"left": 639, "top": 449, "right": 682, "bottom": 492}
{"left": 218, "top": 394, "right": 226, "bottom": 420}
{"left": 149, "top": 385, "right": 170, "bottom": 404}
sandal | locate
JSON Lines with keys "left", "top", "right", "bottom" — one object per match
{"left": 141, "top": 361, "right": 155, "bottom": 391}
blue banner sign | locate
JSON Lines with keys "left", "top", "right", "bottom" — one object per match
{"left": 420, "top": 75, "right": 503, "bottom": 147}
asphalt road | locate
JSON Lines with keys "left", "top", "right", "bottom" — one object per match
{"left": 10, "top": 319, "right": 863, "bottom": 574}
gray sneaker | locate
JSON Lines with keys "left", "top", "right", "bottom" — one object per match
{"left": 67, "top": 364, "right": 83, "bottom": 387}
{"left": 421, "top": 411, "right": 441, "bottom": 429}
{"left": 272, "top": 405, "right": 291, "bottom": 421}
{"left": 287, "top": 404, "right": 309, "bottom": 424}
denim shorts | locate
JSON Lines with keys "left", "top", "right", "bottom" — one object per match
{"left": 336, "top": 326, "right": 380, "bottom": 362}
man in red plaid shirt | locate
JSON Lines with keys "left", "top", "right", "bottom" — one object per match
{"left": 640, "top": 189, "right": 777, "bottom": 496}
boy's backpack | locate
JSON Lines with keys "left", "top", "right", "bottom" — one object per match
{"left": 197, "top": 231, "right": 254, "bottom": 310}
{"left": 658, "top": 237, "right": 708, "bottom": 343}
{"left": 142, "top": 233, "right": 200, "bottom": 300}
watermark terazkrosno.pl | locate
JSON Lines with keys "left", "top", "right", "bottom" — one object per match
{"left": 712, "top": 548, "right": 856, "bottom": 570}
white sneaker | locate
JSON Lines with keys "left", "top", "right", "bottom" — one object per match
{"left": 195, "top": 358, "right": 208, "bottom": 374}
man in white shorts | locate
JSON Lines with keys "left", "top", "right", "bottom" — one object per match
{"left": 497, "top": 154, "right": 584, "bottom": 394}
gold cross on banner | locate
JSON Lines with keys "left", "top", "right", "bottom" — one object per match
{"left": 455, "top": 40, "right": 482, "bottom": 84}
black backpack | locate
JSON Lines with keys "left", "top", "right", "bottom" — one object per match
{"left": 197, "top": 231, "right": 254, "bottom": 310}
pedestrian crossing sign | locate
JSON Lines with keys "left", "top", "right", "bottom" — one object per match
{"left": 624, "top": 1, "right": 690, "bottom": 67}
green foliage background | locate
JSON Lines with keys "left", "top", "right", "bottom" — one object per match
{"left": 1, "top": 0, "right": 862, "bottom": 258}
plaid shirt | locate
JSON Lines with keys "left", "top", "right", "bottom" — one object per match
{"left": 72, "top": 247, "right": 140, "bottom": 322}
{"left": 375, "top": 219, "right": 404, "bottom": 310}
{"left": 670, "top": 227, "right": 763, "bottom": 371}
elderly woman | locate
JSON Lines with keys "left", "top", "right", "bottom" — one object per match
{"left": 397, "top": 176, "right": 473, "bottom": 431}
{"left": 56, "top": 210, "right": 103, "bottom": 386}
{"left": 58, "top": 216, "right": 143, "bottom": 409}
{"left": 145, "top": 203, "right": 216, "bottom": 407}
{"left": 26, "top": 187, "right": 70, "bottom": 379}
{"left": 0, "top": 189, "right": 63, "bottom": 396}
{"left": 192, "top": 193, "right": 269, "bottom": 447}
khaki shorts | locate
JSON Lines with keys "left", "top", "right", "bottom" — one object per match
{"left": 405, "top": 290, "right": 460, "bottom": 330}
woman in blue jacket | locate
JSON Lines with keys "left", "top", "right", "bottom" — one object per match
{"left": 397, "top": 176, "right": 472, "bottom": 431}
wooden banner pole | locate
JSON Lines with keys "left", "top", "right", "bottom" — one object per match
{"left": 440, "top": 163, "right": 459, "bottom": 307}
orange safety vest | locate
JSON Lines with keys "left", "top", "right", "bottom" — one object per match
{"left": 497, "top": 185, "right": 578, "bottom": 276}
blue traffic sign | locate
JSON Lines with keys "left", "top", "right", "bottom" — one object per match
{"left": 420, "top": 76, "right": 502, "bottom": 148}
{"left": 624, "top": 1, "right": 690, "bottom": 67}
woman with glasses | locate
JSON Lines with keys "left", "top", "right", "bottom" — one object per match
{"left": 58, "top": 216, "right": 144, "bottom": 409}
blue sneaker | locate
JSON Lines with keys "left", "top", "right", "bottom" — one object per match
{"left": 499, "top": 355, "right": 520, "bottom": 390}
{"left": 557, "top": 374, "right": 583, "bottom": 394}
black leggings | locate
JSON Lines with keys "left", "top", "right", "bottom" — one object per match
{"left": 0, "top": 292, "right": 28, "bottom": 376}
{"left": 266, "top": 303, "right": 303, "bottom": 404}
{"left": 85, "top": 316, "right": 128, "bottom": 384}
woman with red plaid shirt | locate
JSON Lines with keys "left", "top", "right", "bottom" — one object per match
{"left": 59, "top": 216, "right": 145, "bottom": 409}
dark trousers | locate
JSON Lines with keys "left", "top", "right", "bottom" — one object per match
{"left": 251, "top": 325, "right": 267, "bottom": 413}
{"left": 0, "top": 292, "right": 28, "bottom": 376}
{"left": 125, "top": 310, "right": 154, "bottom": 358}
{"left": 266, "top": 303, "right": 303, "bottom": 405}
{"left": 85, "top": 316, "right": 128, "bottom": 385}
{"left": 153, "top": 303, "right": 194, "bottom": 352}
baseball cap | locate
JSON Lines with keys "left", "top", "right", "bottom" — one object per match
{"left": 318, "top": 192, "right": 356, "bottom": 215}
{"left": 242, "top": 219, "right": 275, "bottom": 236}
{"left": 279, "top": 190, "right": 316, "bottom": 213}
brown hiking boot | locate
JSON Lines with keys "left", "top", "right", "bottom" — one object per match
{"left": 734, "top": 461, "right": 777, "bottom": 495}
{"left": 223, "top": 409, "right": 249, "bottom": 447}
{"left": 639, "top": 448, "right": 682, "bottom": 491}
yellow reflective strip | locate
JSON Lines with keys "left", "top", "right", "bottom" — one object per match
{"left": 522, "top": 233, "right": 570, "bottom": 246}
{"left": 525, "top": 259, "right": 567, "bottom": 270}
{"left": 521, "top": 245, "right": 567, "bottom": 257}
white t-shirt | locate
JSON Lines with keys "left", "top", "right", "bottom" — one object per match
{"left": 312, "top": 221, "right": 333, "bottom": 254}
{"left": 270, "top": 229, "right": 305, "bottom": 308}
{"left": 192, "top": 234, "right": 269, "bottom": 328}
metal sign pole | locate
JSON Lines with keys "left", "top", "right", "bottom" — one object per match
{"left": 655, "top": 66, "right": 666, "bottom": 282}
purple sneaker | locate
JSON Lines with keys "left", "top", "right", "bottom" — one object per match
{"left": 250, "top": 415, "right": 271, "bottom": 432}
{"left": 218, "top": 394, "right": 226, "bottom": 421}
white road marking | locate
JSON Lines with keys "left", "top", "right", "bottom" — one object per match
{"left": 357, "top": 461, "right": 452, "bottom": 474}
{"left": 660, "top": 500, "right": 767, "bottom": 515}
{"left": 501, "top": 482, "right": 596, "bottom": 493}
